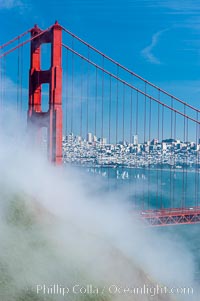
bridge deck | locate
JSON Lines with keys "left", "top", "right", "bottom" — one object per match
{"left": 139, "top": 206, "right": 200, "bottom": 226}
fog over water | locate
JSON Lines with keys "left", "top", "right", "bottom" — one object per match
{"left": 0, "top": 111, "right": 199, "bottom": 301}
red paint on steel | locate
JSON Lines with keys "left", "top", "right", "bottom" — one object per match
{"left": 27, "top": 22, "right": 63, "bottom": 165}
{"left": 0, "top": 27, "right": 52, "bottom": 59}
{"left": 140, "top": 207, "right": 200, "bottom": 226}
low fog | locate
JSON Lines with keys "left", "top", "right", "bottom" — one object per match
{"left": 0, "top": 109, "right": 199, "bottom": 301}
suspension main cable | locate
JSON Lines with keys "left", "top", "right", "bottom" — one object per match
{"left": 0, "top": 26, "right": 52, "bottom": 59}
{"left": 62, "top": 43, "right": 200, "bottom": 125}
{"left": 61, "top": 25, "right": 200, "bottom": 114}
{"left": 0, "top": 28, "right": 31, "bottom": 49}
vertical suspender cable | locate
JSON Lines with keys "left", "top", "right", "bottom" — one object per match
{"left": 182, "top": 105, "right": 186, "bottom": 209}
{"left": 130, "top": 89, "right": 133, "bottom": 144}
{"left": 198, "top": 118, "right": 200, "bottom": 207}
{"left": 143, "top": 83, "right": 147, "bottom": 210}
{"left": 94, "top": 65, "right": 98, "bottom": 178}
{"left": 86, "top": 46, "right": 90, "bottom": 137}
{"left": 195, "top": 112, "right": 199, "bottom": 207}
{"left": 185, "top": 116, "right": 188, "bottom": 207}
{"left": 101, "top": 55, "right": 104, "bottom": 143}
{"left": 122, "top": 84, "right": 125, "bottom": 177}
{"left": 95, "top": 66, "right": 97, "bottom": 138}
{"left": 157, "top": 91, "right": 160, "bottom": 209}
{"left": 115, "top": 66, "right": 119, "bottom": 189}
{"left": 121, "top": 84, "right": 125, "bottom": 189}
{"left": 129, "top": 89, "right": 133, "bottom": 206}
{"left": 65, "top": 49, "right": 68, "bottom": 135}
{"left": 170, "top": 97, "right": 173, "bottom": 209}
{"left": 135, "top": 90, "right": 139, "bottom": 207}
{"left": 0, "top": 51, "right": 3, "bottom": 114}
{"left": 161, "top": 104, "right": 164, "bottom": 209}
{"left": 80, "top": 57, "right": 83, "bottom": 142}
{"left": 148, "top": 97, "right": 152, "bottom": 209}
{"left": 173, "top": 111, "right": 176, "bottom": 208}
{"left": 20, "top": 44, "right": 23, "bottom": 114}
{"left": 17, "top": 37, "right": 20, "bottom": 112}
{"left": 136, "top": 90, "right": 139, "bottom": 137}
{"left": 108, "top": 74, "right": 112, "bottom": 188}
{"left": 70, "top": 38, "right": 74, "bottom": 136}
{"left": 129, "top": 88, "right": 132, "bottom": 203}
{"left": 122, "top": 84, "right": 125, "bottom": 144}
{"left": 116, "top": 65, "right": 119, "bottom": 145}
{"left": 144, "top": 83, "right": 147, "bottom": 145}
{"left": 3, "top": 57, "right": 6, "bottom": 110}
{"left": 100, "top": 56, "right": 104, "bottom": 176}
{"left": 109, "top": 75, "right": 112, "bottom": 145}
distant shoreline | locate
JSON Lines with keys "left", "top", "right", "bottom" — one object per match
{"left": 64, "top": 163, "right": 199, "bottom": 174}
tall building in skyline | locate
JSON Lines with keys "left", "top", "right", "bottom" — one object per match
{"left": 98, "top": 137, "right": 107, "bottom": 145}
{"left": 133, "top": 134, "right": 138, "bottom": 145}
{"left": 87, "top": 132, "right": 93, "bottom": 143}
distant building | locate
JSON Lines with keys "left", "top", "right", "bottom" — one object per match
{"left": 102, "top": 138, "right": 107, "bottom": 145}
{"left": 162, "top": 138, "right": 176, "bottom": 144}
{"left": 67, "top": 133, "right": 74, "bottom": 143}
{"left": 87, "top": 132, "right": 93, "bottom": 143}
{"left": 151, "top": 138, "right": 158, "bottom": 145}
{"left": 75, "top": 136, "right": 81, "bottom": 143}
{"left": 132, "top": 134, "right": 138, "bottom": 145}
{"left": 162, "top": 142, "right": 167, "bottom": 150}
{"left": 98, "top": 137, "right": 107, "bottom": 145}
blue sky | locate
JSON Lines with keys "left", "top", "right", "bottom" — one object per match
{"left": 1, "top": 0, "right": 200, "bottom": 141}
{"left": 1, "top": 0, "right": 200, "bottom": 102}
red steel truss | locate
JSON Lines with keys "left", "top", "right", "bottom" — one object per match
{"left": 140, "top": 207, "right": 200, "bottom": 226}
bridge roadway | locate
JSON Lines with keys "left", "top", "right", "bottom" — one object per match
{"left": 139, "top": 206, "right": 200, "bottom": 226}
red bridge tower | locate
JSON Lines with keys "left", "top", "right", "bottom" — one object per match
{"left": 27, "top": 21, "right": 62, "bottom": 164}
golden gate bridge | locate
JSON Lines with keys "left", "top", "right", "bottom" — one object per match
{"left": 1, "top": 21, "right": 200, "bottom": 226}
